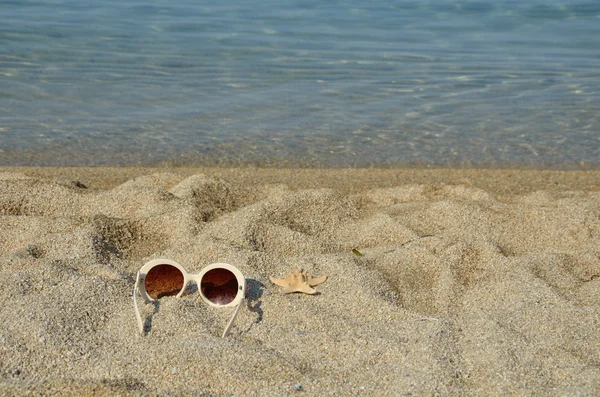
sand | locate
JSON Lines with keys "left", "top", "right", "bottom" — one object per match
{"left": 0, "top": 166, "right": 598, "bottom": 396}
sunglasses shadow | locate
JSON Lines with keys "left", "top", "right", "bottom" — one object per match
{"left": 143, "top": 300, "right": 161, "bottom": 334}
{"left": 142, "top": 279, "right": 265, "bottom": 336}
{"left": 243, "top": 279, "right": 265, "bottom": 333}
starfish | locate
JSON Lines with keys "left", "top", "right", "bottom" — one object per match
{"left": 269, "top": 269, "right": 327, "bottom": 294}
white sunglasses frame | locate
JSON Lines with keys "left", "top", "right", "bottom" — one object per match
{"left": 133, "top": 258, "right": 246, "bottom": 337}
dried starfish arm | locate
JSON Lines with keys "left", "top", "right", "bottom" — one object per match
{"left": 307, "top": 275, "right": 327, "bottom": 287}
{"left": 269, "top": 275, "right": 290, "bottom": 288}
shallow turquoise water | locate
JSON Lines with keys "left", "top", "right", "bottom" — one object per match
{"left": 1, "top": 0, "right": 599, "bottom": 167}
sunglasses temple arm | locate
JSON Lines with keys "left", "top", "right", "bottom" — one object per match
{"left": 222, "top": 297, "right": 244, "bottom": 338}
{"left": 133, "top": 271, "right": 145, "bottom": 335}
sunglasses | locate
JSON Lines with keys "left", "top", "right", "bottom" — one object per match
{"left": 133, "top": 259, "right": 246, "bottom": 337}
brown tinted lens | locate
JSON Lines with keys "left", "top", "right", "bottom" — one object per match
{"left": 145, "top": 264, "right": 185, "bottom": 299}
{"left": 200, "top": 268, "right": 238, "bottom": 305}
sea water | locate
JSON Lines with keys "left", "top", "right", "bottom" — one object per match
{"left": 1, "top": 0, "right": 599, "bottom": 167}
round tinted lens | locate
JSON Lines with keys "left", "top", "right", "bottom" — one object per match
{"left": 200, "top": 268, "right": 239, "bottom": 305}
{"left": 145, "top": 264, "right": 185, "bottom": 299}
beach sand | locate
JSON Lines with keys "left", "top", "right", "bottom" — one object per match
{"left": 0, "top": 166, "right": 599, "bottom": 396}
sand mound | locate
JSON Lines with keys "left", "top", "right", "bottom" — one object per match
{"left": 1, "top": 169, "right": 598, "bottom": 396}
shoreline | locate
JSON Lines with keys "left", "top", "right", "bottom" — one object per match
{"left": 1, "top": 165, "right": 599, "bottom": 194}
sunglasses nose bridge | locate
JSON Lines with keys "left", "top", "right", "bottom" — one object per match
{"left": 188, "top": 274, "right": 203, "bottom": 287}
